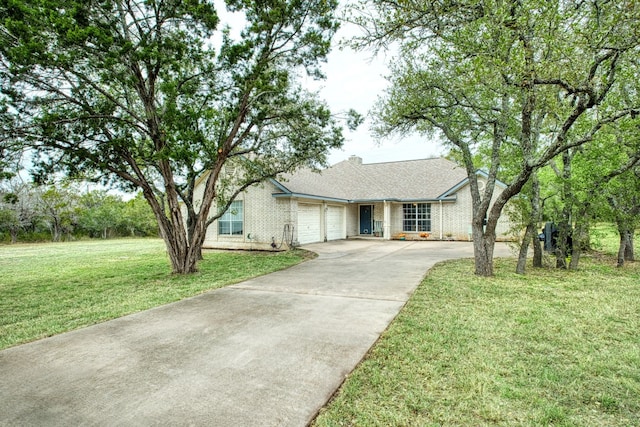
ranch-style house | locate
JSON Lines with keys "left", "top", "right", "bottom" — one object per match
{"left": 191, "top": 156, "right": 512, "bottom": 250}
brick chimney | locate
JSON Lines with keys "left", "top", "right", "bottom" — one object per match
{"left": 348, "top": 155, "right": 363, "bottom": 164}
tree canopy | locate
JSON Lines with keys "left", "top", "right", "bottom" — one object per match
{"left": 1, "top": 0, "right": 344, "bottom": 273}
{"left": 348, "top": 0, "right": 640, "bottom": 275}
{"left": 540, "top": 119, "right": 640, "bottom": 268}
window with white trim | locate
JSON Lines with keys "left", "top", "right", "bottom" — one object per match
{"left": 218, "top": 200, "right": 243, "bottom": 236}
{"left": 402, "top": 203, "right": 431, "bottom": 232}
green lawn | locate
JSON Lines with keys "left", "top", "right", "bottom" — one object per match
{"left": 3, "top": 233, "right": 639, "bottom": 425}
{"left": 0, "top": 238, "right": 309, "bottom": 350}
{"left": 314, "top": 253, "right": 640, "bottom": 425}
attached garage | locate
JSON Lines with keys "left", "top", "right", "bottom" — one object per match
{"left": 326, "top": 205, "right": 345, "bottom": 241}
{"left": 297, "top": 203, "right": 321, "bottom": 244}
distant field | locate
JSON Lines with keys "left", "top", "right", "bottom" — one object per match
{"left": 0, "top": 238, "right": 308, "bottom": 350}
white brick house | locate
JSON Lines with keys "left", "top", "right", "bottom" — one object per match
{"left": 192, "top": 156, "right": 512, "bottom": 250}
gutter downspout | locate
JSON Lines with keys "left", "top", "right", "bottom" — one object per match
{"left": 439, "top": 200, "right": 443, "bottom": 240}
{"left": 323, "top": 202, "right": 328, "bottom": 242}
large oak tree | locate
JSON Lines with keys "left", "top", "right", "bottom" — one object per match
{"left": 349, "top": 0, "right": 640, "bottom": 276}
{"left": 1, "top": 0, "right": 344, "bottom": 273}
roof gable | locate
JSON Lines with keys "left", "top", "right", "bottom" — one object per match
{"left": 438, "top": 170, "right": 509, "bottom": 199}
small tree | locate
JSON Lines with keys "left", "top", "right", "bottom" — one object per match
{"left": 0, "top": 179, "right": 41, "bottom": 243}
{"left": 119, "top": 192, "right": 159, "bottom": 237}
{"left": 0, "top": 197, "right": 19, "bottom": 243}
{"left": 1, "top": 0, "right": 344, "bottom": 273}
{"left": 540, "top": 117, "right": 640, "bottom": 269}
{"left": 39, "top": 184, "right": 80, "bottom": 242}
{"left": 78, "top": 190, "right": 121, "bottom": 239}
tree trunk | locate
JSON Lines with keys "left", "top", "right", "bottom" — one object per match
{"left": 555, "top": 220, "right": 572, "bottom": 269}
{"left": 140, "top": 186, "right": 197, "bottom": 274}
{"left": 137, "top": 158, "right": 225, "bottom": 275}
{"left": 617, "top": 231, "right": 629, "bottom": 267}
{"left": 470, "top": 170, "right": 531, "bottom": 277}
{"left": 517, "top": 173, "right": 542, "bottom": 274}
{"left": 530, "top": 174, "right": 543, "bottom": 268}
{"left": 569, "top": 241, "right": 580, "bottom": 269}
{"left": 9, "top": 227, "right": 18, "bottom": 244}
{"left": 516, "top": 223, "right": 535, "bottom": 274}
{"left": 569, "top": 220, "right": 586, "bottom": 270}
{"left": 472, "top": 222, "right": 496, "bottom": 276}
{"left": 51, "top": 221, "right": 62, "bottom": 242}
{"left": 159, "top": 224, "right": 201, "bottom": 274}
{"left": 158, "top": 198, "right": 211, "bottom": 274}
{"left": 555, "top": 217, "right": 573, "bottom": 269}
{"left": 617, "top": 227, "right": 634, "bottom": 267}
{"left": 555, "top": 151, "right": 573, "bottom": 269}
{"left": 625, "top": 230, "right": 635, "bottom": 261}
{"left": 532, "top": 232, "right": 543, "bottom": 268}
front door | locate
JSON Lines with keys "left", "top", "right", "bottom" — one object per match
{"left": 359, "top": 205, "right": 373, "bottom": 235}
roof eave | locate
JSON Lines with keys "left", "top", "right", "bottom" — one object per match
{"left": 350, "top": 197, "right": 457, "bottom": 203}
{"left": 272, "top": 192, "right": 349, "bottom": 204}
{"left": 269, "top": 178, "right": 291, "bottom": 193}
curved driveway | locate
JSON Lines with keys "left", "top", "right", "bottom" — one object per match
{"left": 0, "top": 240, "right": 511, "bottom": 426}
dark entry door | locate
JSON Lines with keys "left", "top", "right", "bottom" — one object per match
{"left": 359, "top": 205, "right": 372, "bottom": 235}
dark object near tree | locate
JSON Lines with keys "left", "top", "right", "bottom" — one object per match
{"left": 541, "top": 222, "right": 557, "bottom": 252}
{"left": 540, "top": 222, "right": 573, "bottom": 257}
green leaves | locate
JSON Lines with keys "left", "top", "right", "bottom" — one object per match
{"left": 350, "top": 0, "right": 640, "bottom": 275}
{"left": 1, "top": 0, "right": 343, "bottom": 272}
{"left": 1, "top": 0, "right": 342, "bottom": 186}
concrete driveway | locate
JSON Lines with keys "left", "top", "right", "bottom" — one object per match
{"left": 0, "top": 240, "right": 512, "bottom": 426}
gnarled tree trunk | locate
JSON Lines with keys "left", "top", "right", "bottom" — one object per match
{"left": 569, "top": 219, "right": 588, "bottom": 270}
{"left": 625, "top": 230, "right": 635, "bottom": 261}
{"left": 617, "top": 227, "right": 635, "bottom": 267}
{"left": 473, "top": 228, "right": 496, "bottom": 276}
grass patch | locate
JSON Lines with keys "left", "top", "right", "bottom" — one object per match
{"left": 589, "top": 223, "right": 640, "bottom": 256}
{"left": 0, "top": 238, "right": 309, "bottom": 350}
{"left": 313, "top": 256, "right": 640, "bottom": 426}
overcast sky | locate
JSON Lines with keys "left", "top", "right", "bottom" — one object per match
{"left": 309, "top": 24, "right": 446, "bottom": 165}
{"left": 217, "top": 2, "right": 446, "bottom": 166}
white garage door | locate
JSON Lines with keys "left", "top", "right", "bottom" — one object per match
{"left": 326, "top": 205, "right": 345, "bottom": 241}
{"left": 297, "top": 203, "right": 321, "bottom": 244}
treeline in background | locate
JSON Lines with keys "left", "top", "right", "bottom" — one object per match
{"left": 0, "top": 180, "right": 158, "bottom": 243}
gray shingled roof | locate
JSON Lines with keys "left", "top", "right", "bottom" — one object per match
{"left": 275, "top": 156, "right": 468, "bottom": 201}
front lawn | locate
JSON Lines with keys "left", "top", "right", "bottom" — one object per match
{"left": 313, "top": 255, "right": 640, "bottom": 426}
{"left": 0, "top": 239, "right": 308, "bottom": 350}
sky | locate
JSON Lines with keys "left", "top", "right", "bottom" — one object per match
{"left": 216, "top": 2, "right": 446, "bottom": 167}
{"left": 310, "top": 25, "right": 445, "bottom": 166}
